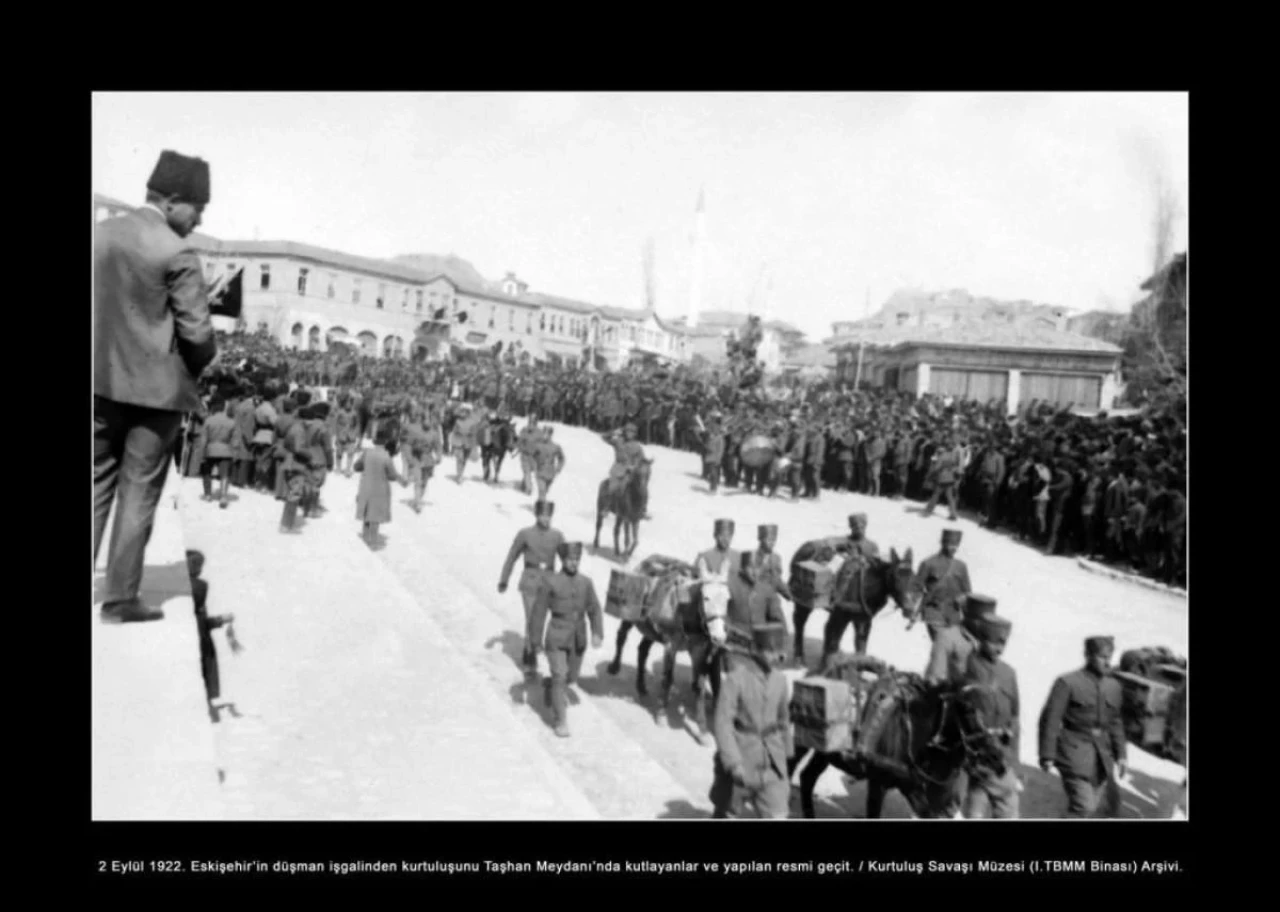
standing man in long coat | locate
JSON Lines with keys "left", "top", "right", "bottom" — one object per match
{"left": 94, "top": 150, "right": 218, "bottom": 623}
{"left": 354, "top": 425, "right": 407, "bottom": 547}
{"left": 1039, "top": 636, "right": 1128, "bottom": 818}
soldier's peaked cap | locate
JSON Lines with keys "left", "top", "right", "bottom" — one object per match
{"left": 758, "top": 524, "right": 778, "bottom": 538}
{"left": 848, "top": 513, "right": 868, "bottom": 527}
{"left": 942, "top": 528, "right": 962, "bottom": 545}
{"left": 714, "top": 519, "right": 735, "bottom": 534}
{"left": 1085, "top": 635, "right": 1115, "bottom": 655}
{"left": 962, "top": 594, "right": 997, "bottom": 620}
{"left": 147, "top": 150, "right": 211, "bottom": 205}
{"left": 557, "top": 541, "right": 583, "bottom": 560}
{"left": 534, "top": 500, "right": 555, "bottom": 516}
{"left": 974, "top": 614, "right": 1013, "bottom": 643}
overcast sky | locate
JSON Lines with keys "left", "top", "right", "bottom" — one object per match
{"left": 92, "top": 92, "right": 1188, "bottom": 340}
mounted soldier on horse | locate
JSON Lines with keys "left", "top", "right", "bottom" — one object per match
{"left": 594, "top": 423, "right": 652, "bottom": 559}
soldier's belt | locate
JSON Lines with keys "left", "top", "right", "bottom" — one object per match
{"left": 523, "top": 562, "right": 553, "bottom": 572}
{"left": 735, "top": 721, "right": 787, "bottom": 737}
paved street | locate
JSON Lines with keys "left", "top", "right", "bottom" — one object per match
{"left": 182, "top": 421, "right": 1187, "bottom": 819}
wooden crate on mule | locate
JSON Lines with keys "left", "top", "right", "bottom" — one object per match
{"left": 793, "top": 560, "right": 837, "bottom": 611}
{"left": 790, "top": 677, "right": 855, "bottom": 753}
{"left": 606, "top": 569, "right": 650, "bottom": 622}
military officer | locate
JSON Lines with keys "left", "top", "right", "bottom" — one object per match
{"left": 300, "top": 401, "right": 334, "bottom": 518}
{"left": 516, "top": 415, "right": 541, "bottom": 495}
{"left": 802, "top": 421, "right": 826, "bottom": 499}
{"left": 732, "top": 525, "right": 792, "bottom": 648}
{"left": 821, "top": 514, "right": 881, "bottom": 663}
{"left": 923, "top": 593, "right": 997, "bottom": 686}
{"left": 399, "top": 412, "right": 434, "bottom": 513}
{"left": 710, "top": 623, "right": 792, "bottom": 819}
{"left": 703, "top": 412, "right": 726, "bottom": 494}
{"left": 533, "top": 428, "right": 566, "bottom": 500}
{"left": 922, "top": 434, "right": 962, "bottom": 520}
{"left": 912, "top": 529, "right": 973, "bottom": 642}
{"left": 528, "top": 541, "right": 604, "bottom": 738}
{"left": 1038, "top": 636, "right": 1128, "bottom": 818}
{"left": 695, "top": 519, "right": 739, "bottom": 584}
{"left": 498, "top": 500, "right": 566, "bottom": 687}
{"left": 961, "top": 613, "right": 1021, "bottom": 819}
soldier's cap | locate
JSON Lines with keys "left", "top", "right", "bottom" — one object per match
{"left": 297, "top": 403, "right": 316, "bottom": 420}
{"left": 557, "top": 542, "right": 584, "bottom": 561}
{"left": 848, "top": 513, "right": 868, "bottom": 528}
{"left": 311, "top": 401, "right": 331, "bottom": 420}
{"left": 962, "top": 594, "right": 998, "bottom": 622}
{"left": 147, "top": 149, "right": 211, "bottom": 205}
{"left": 758, "top": 524, "right": 778, "bottom": 539}
{"left": 714, "top": 519, "right": 735, "bottom": 535}
{"left": 534, "top": 500, "right": 555, "bottom": 517}
{"left": 1085, "top": 635, "right": 1115, "bottom": 656}
{"left": 751, "top": 623, "right": 787, "bottom": 653}
{"left": 294, "top": 389, "right": 313, "bottom": 407}
{"left": 941, "top": 528, "right": 962, "bottom": 545}
{"left": 973, "top": 614, "right": 1012, "bottom": 644}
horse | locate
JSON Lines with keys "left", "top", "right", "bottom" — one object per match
{"left": 806, "top": 548, "right": 922, "bottom": 666}
{"left": 607, "top": 574, "right": 728, "bottom": 743}
{"left": 479, "top": 418, "right": 516, "bottom": 483}
{"left": 787, "top": 658, "right": 1005, "bottom": 818}
{"left": 593, "top": 459, "right": 652, "bottom": 558}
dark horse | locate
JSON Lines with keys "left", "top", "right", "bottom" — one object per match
{"left": 593, "top": 460, "right": 652, "bottom": 558}
{"left": 787, "top": 657, "right": 1004, "bottom": 818}
{"left": 479, "top": 418, "right": 516, "bottom": 483}
{"left": 810, "top": 549, "right": 922, "bottom": 665}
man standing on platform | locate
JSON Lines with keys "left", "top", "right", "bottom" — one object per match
{"left": 498, "top": 500, "right": 565, "bottom": 696}
{"left": 912, "top": 529, "right": 973, "bottom": 642}
{"left": 528, "top": 542, "right": 603, "bottom": 738}
{"left": 94, "top": 149, "right": 218, "bottom": 624}
{"left": 1039, "top": 636, "right": 1128, "bottom": 818}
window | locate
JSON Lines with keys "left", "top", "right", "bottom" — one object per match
{"left": 377, "top": 284, "right": 386, "bottom": 309}
{"left": 527, "top": 312, "right": 534, "bottom": 334}
{"left": 205, "top": 261, "right": 217, "bottom": 281}
{"left": 327, "top": 273, "right": 337, "bottom": 299}
{"left": 297, "top": 268, "right": 309, "bottom": 296}
{"left": 489, "top": 305, "right": 496, "bottom": 329}
{"left": 403, "top": 288, "right": 410, "bottom": 311}
{"left": 416, "top": 290, "right": 424, "bottom": 313}
{"left": 540, "top": 313, "right": 546, "bottom": 331}
{"left": 353, "top": 279, "right": 362, "bottom": 304}
{"left": 509, "top": 308, "right": 515, "bottom": 330}
{"left": 259, "top": 264, "right": 271, "bottom": 290}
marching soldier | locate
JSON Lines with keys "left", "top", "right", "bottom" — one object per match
{"left": 278, "top": 394, "right": 313, "bottom": 534}
{"left": 231, "top": 384, "right": 257, "bottom": 489}
{"left": 333, "top": 396, "right": 360, "bottom": 477}
{"left": 710, "top": 623, "right": 792, "bottom": 819}
{"left": 695, "top": 519, "right": 739, "bottom": 585}
{"left": 922, "top": 434, "right": 962, "bottom": 520}
{"left": 399, "top": 410, "right": 434, "bottom": 513}
{"left": 197, "top": 396, "right": 240, "bottom": 509}
{"left": 533, "top": 428, "right": 566, "bottom": 500}
{"left": 1038, "top": 636, "right": 1128, "bottom": 818}
{"left": 703, "top": 412, "right": 726, "bottom": 494}
{"left": 354, "top": 425, "right": 409, "bottom": 548}
{"left": 961, "top": 613, "right": 1021, "bottom": 819}
{"left": 516, "top": 415, "right": 542, "bottom": 495}
{"left": 863, "top": 427, "right": 886, "bottom": 498}
{"left": 923, "top": 593, "right": 996, "bottom": 686}
{"left": 732, "top": 525, "right": 792, "bottom": 653}
{"left": 528, "top": 541, "right": 604, "bottom": 738}
{"left": 821, "top": 514, "right": 881, "bottom": 663}
{"left": 912, "top": 529, "right": 973, "bottom": 642}
{"left": 301, "top": 402, "right": 335, "bottom": 518}
{"left": 498, "top": 500, "right": 565, "bottom": 694}
{"left": 802, "top": 421, "right": 826, "bottom": 500}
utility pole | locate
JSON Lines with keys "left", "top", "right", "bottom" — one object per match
{"left": 854, "top": 286, "right": 869, "bottom": 389}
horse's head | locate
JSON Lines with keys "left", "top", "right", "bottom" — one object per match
{"left": 947, "top": 682, "right": 1015, "bottom": 779}
{"left": 884, "top": 548, "right": 923, "bottom": 619}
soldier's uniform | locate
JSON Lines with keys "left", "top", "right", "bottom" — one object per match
{"left": 498, "top": 500, "right": 565, "bottom": 675}
{"left": 302, "top": 403, "right": 335, "bottom": 516}
{"left": 863, "top": 432, "right": 887, "bottom": 498}
{"left": 913, "top": 529, "right": 972, "bottom": 641}
{"left": 278, "top": 402, "right": 312, "bottom": 532}
{"left": 516, "top": 419, "right": 541, "bottom": 494}
{"left": 803, "top": 424, "right": 826, "bottom": 499}
{"left": 533, "top": 430, "right": 566, "bottom": 500}
{"left": 821, "top": 514, "right": 881, "bottom": 661}
{"left": 962, "top": 614, "right": 1021, "bottom": 819}
{"left": 923, "top": 442, "right": 962, "bottom": 519}
{"left": 399, "top": 419, "right": 435, "bottom": 509}
{"left": 710, "top": 624, "right": 792, "bottom": 819}
{"left": 703, "top": 417, "right": 726, "bottom": 493}
{"left": 529, "top": 542, "right": 603, "bottom": 737}
{"left": 923, "top": 593, "right": 996, "bottom": 685}
{"left": 1039, "top": 636, "right": 1128, "bottom": 818}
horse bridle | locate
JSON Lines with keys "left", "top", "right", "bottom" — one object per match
{"left": 901, "top": 682, "right": 1005, "bottom": 789}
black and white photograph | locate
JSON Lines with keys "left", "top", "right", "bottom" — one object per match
{"left": 91, "top": 92, "right": 1188, "bottom": 831}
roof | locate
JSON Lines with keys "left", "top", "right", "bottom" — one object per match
{"left": 693, "top": 310, "right": 803, "bottom": 336}
{"left": 829, "top": 319, "right": 1121, "bottom": 355}
{"left": 782, "top": 343, "right": 837, "bottom": 369}
{"left": 186, "top": 237, "right": 436, "bottom": 284}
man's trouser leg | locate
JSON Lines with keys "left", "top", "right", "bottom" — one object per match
{"left": 536, "top": 476, "right": 550, "bottom": 500}
{"left": 945, "top": 484, "right": 959, "bottom": 518}
{"left": 94, "top": 397, "right": 182, "bottom": 602}
{"left": 709, "top": 754, "right": 739, "bottom": 818}
{"left": 868, "top": 462, "right": 881, "bottom": 497}
{"left": 547, "top": 648, "right": 572, "bottom": 727}
{"left": 822, "top": 610, "right": 853, "bottom": 660}
{"left": 922, "top": 486, "right": 942, "bottom": 515}
{"left": 520, "top": 585, "right": 540, "bottom": 671}
{"left": 963, "top": 768, "right": 1019, "bottom": 819}
{"left": 752, "top": 773, "right": 791, "bottom": 819}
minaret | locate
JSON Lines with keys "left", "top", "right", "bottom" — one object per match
{"left": 687, "top": 187, "right": 705, "bottom": 327}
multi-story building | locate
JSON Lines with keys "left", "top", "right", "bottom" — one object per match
{"left": 92, "top": 193, "right": 692, "bottom": 367}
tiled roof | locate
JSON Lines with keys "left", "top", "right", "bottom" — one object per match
{"left": 829, "top": 319, "right": 1121, "bottom": 354}
{"left": 187, "top": 237, "right": 433, "bottom": 284}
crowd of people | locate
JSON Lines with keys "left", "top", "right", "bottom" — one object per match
{"left": 199, "top": 327, "right": 1186, "bottom": 589}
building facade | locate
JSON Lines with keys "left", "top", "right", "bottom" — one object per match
{"left": 93, "top": 193, "right": 692, "bottom": 367}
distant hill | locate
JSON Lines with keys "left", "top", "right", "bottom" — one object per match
{"left": 390, "top": 253, "right": 493, "bottom": 291}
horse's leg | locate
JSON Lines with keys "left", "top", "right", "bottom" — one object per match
{"left": 613, "top": 514, "right": 623, "bottom": 557}
{"left": 657, "top": 648, "right": 674, "bottom": 721}
{"left": 798, "top": 752, "right": 831, "bottom": 819}
{"left": 608, "top": 622, "right": 631, "bottom": 676}
{"left": 792, "top": 603, "right": 812, "bottom": 666}
{"left": 635, "top": 636, "right": 652, "bottom": 697}
{"left": 866, "top": 776, "right": 888, "bottom": 819}
{"left": 594, "top": 491, "right": 606, "bottom": 549}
